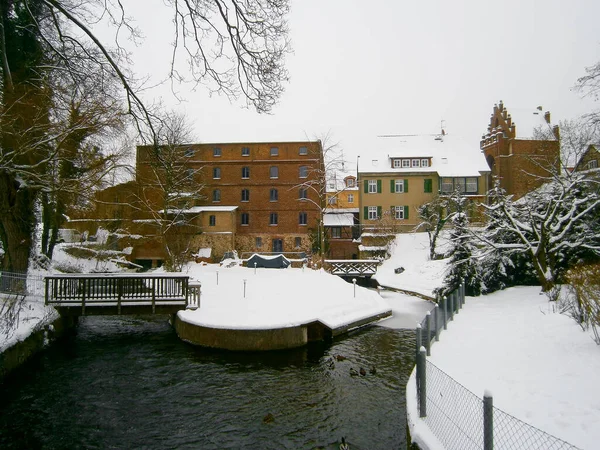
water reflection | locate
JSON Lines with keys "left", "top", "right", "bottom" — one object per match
{"left": 0, "top": 316, "right": 416, "bottom": 449}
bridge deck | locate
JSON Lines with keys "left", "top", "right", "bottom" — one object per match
{"left": 45, "top": 274, "right": 199, "bottom": 315}
{"left": 325, "top": 259, "right": 381, "bottom": 277}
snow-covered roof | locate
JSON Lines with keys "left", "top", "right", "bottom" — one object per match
{"left": 324, "top": 207, "right": 359, "bottom": 214}
{"left": 324, "top": 213, "right": 355, "bottom": 227}
{"left": 358, "top": 134, "right": 490, "bottom": 177}
{"left": 161, "top": 206, "right": 238, "bottom": 214}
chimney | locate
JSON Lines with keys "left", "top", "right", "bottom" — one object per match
{"left": 552, "top": 124, "right": 560, "bottom": 140}
{"left": 544, "top": 111, "right": 551, "bottom": 124}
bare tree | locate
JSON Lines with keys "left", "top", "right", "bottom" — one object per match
{"left": 135, "top": 112, "right": 205, "bottom": 271}
{"left": 0, "top": 0, "right": 290, "bottom": 272}
{"left": 416, "top": 194, "right": 454, "bottom": 261}
{"left": 294, "top": 133, "right": 344, "bottom": 265}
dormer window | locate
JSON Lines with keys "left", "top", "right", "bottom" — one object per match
{"left": 346, "top": 178, "right": 355, "bottom": 188}
{"left": 421, "top": 159, "right": 429, "bottom": 167}
{"left": 393, "top": 159, "right": 402, "bottom": 168}
{"left": 412, "top": 159, "right": 420, "bottom": 167}
{"left": 402, "top": 159, "right": 410, "bottom": 168}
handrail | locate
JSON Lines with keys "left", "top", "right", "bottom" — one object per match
{"left": 45, "top": 274, "right": 192, "bottom": 313}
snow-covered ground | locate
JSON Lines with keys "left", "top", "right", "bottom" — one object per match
{"left": 2, "top": 232, "right": 599, "bottom": 450}
{"left": 417, "top": 286, "right": 600, "bottom": 450}
{"left": 177, "top": 262, "right": 391, "bottom": 330}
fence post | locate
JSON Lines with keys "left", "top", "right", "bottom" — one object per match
{"left": 449, "top": 291, "right": 455, "bottom": 321}
{"left": 455, "top": 289, "right": 460, "bottom": 314}
{"left": 44, "top": 277, "right": 49, "bottom": 306}
{"left": 417, "top": 347, "right": 427, "bottom": 418}
{"left": 426, "top": 311, "right": 432, "bottom": 356}
{"left": 484, "top": 391, "right": 494, "bottom": 450}
{"left": 415, "top": 324, "right": 422, "bottom": 360}
{"left": 434, "top": 304, "right": 440, "bottom": 341}
{"left": 461, "top": 282, "right": 465, "bottom": 305}
{"left": 443, "top": 296, "right": 448, "bottom": 330}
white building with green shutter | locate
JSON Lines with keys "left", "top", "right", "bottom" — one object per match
{"left": 357, "top": 134, "right": 490, "bottom": 239}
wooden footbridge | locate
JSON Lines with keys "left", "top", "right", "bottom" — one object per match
{"left": 44, "top": 274, "right": 201, "bottom": 316}
{"left": 324, "top": 260, "right": 381, "bottom": 277}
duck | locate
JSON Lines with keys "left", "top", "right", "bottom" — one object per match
{"left": 335, "top": 354, "right": 347, "bottom": 362}
{"left": 340, "top": 436, "right": 350, "bottom": 450}
{"left": 370, "top": 366, "right": 377, "bottom": 375}
{"left": 359, "top": 367, "right": 366, "bottom": 376}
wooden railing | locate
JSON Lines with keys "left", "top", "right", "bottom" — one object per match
{"left": 45, "top": 274, "right": 198, "bottom": 315}
{"left": 325, "top": 259, "right": 381, "bottom": 276}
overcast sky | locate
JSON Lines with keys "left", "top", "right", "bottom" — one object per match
{"left": 122, "top": 0, "right": 600, "bottom": 168}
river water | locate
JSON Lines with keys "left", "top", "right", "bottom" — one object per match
{"left": 0, "top": 315, "right": 417, "bottom": 449}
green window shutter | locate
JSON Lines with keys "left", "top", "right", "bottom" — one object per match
{"left": 377, "top": 206, "right": 382, "bottom": 219}
{"left": 364, "top": 180, "right": 368, "bottom": 193}
{"left": 377, "top": 179, "right": 382, "bottom": 193}
{"left": 363, "top": 206, "right": 368, "bottom": 220}
{"left": 404, "top": 179, "right": 409, "bottom": 193}
{"left": 404, "top": 205, "right": 409, "bottom": 219}
{"left": 390, "top": 179, "right": 395, "bottom": 193}
{"left": 424, "top": 179, "right": 432, "bottom": 193}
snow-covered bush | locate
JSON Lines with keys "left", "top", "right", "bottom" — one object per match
{"left": 564, "top": 264, "right": 600, "bottom": 345}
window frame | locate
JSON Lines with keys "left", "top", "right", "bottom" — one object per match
{"left": 347, "top": 193, "right": 354, "bottom": 203}
{"left": 421, "top": 158, "right": 429, "bottom": 167}
{"left": 255, "top": 237, "right": 263, "bottom": 248}
{"left": 394, "top": 179, "right": 405, "bottom": 193}
{"left": 270, "top": 188, "right": 278, "bottom": 202}
{"left": 294, "top": 236, "right": 302, "bottom": 248}
{"left": 368, "top": 179, "right": 377, "bottom": 193}
{"left": 185, "top": 147, "right": 195, "bottom": 157}
{"left": 270, "top": 147, "right": 279, "bottom": 156}
{"left": 331, "top": 227, "right": 342, "bottom": 239}
{"left": 270, "top": 166, "right": 279, "bottom": 179}
{"left": 393, "top": 159, "right": 402, "bottom": 168}
{"left": 241, "top": 166, "right": 250, "bottom": 179}
{"left": 299, "top": 165, "right": 308, "bottom": 178}
{"left": 213, "top": 167, "right": 221, "bottom": 179}
{"left": 299, "top": 188, "right": 308, "bottom": 200}
{"left": 213, "top": 147, "right": 221, "bottom": 157}
{"left": 299, "top": 146, "right": 308, "bottom": 155}
{"left": 299, "top": 211, "right": 307, "bottom": 225}
{"left": 209, "top": 215, "right": 216, "bottom": 226}
{"left": 212, "top": 189, "right": 221, "bottom": 202}
{"left": 368, "top": 206, "right": 378, "bottom": 220}
{"left": 241, "top": 212, "right": 249, "bottom": 226}
{"left": 466, "top": 177, "right": 478, "bottom": 193}
{"left": 241, "top": 189, "right": 250, "bottom": 202}
{"left": 241, "top": 147, "right": 250, "bottom": 156}
{"left": 402, "top": 159, "right": 410, "bottom": 168}
{"left": 394, "top": 206, "right": 405, "bottom": 220}
{"left": 412, "top": 159, "right": 420, "bottom": 168}
{"left": 269, "top": 212, "right": 278, "bottom": 226}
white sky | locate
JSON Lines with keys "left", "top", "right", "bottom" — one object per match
{"left": 120, "top": 0, "right": 600, "bottom": 167}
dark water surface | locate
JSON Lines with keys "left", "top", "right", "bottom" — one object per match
{"left": 0, "top": 316, "right": 415, "bottom": 449}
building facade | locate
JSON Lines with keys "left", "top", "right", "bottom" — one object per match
{"left": 481, "top": 101, "right": 560, "bottom": 199}
{"left": 69, "top": 141, "right": 324, "bottom": 266}
{"left": 357, "top": 134, "right": 490, "bottom": 257}
{"left": 324, "top": 175, "right": 360, "bottom": 259}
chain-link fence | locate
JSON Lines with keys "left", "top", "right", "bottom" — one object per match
{"left": 413, "top": 283, "right": 581, "bottom": 450}
{"left": 0, "top": 271, "right": 45, "bottom": 299}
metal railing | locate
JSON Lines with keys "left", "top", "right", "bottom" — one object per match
{"left": 0, "top": 271, "right": 45, "bottom": 299}
{"left": 414, "top": 284, "right": 580, "bottom": 450}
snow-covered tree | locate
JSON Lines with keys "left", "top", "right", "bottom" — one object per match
{"left": 416, "top": 194, "right": 454, "bottom": 261}
{"left": 478, "top": 170, "right": 600, "bottom": 292}
{"left": 439, "top": 191, "right": 481, "bottom": 297}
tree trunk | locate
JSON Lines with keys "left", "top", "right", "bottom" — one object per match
{"left": 0, "top": 172, "right": 36, "bottom": 272}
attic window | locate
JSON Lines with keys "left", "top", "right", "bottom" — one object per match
{"left": 372, "top": 159, "right": 378, "bottom": 166}
{"left": 402, "top": 159, "right": 410, "bottom": 168}
{"left": 393, "top": 159, "right": 402, "bottom": 168}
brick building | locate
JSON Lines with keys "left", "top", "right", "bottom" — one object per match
{"left": 481, "top": 101, "right": 560, "bottom": 199}
{"left": 324, "top": 175, "right": 360, "bottom": 259}
{"left": 70, "top": 141, "right": 323, "bottom": 266}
